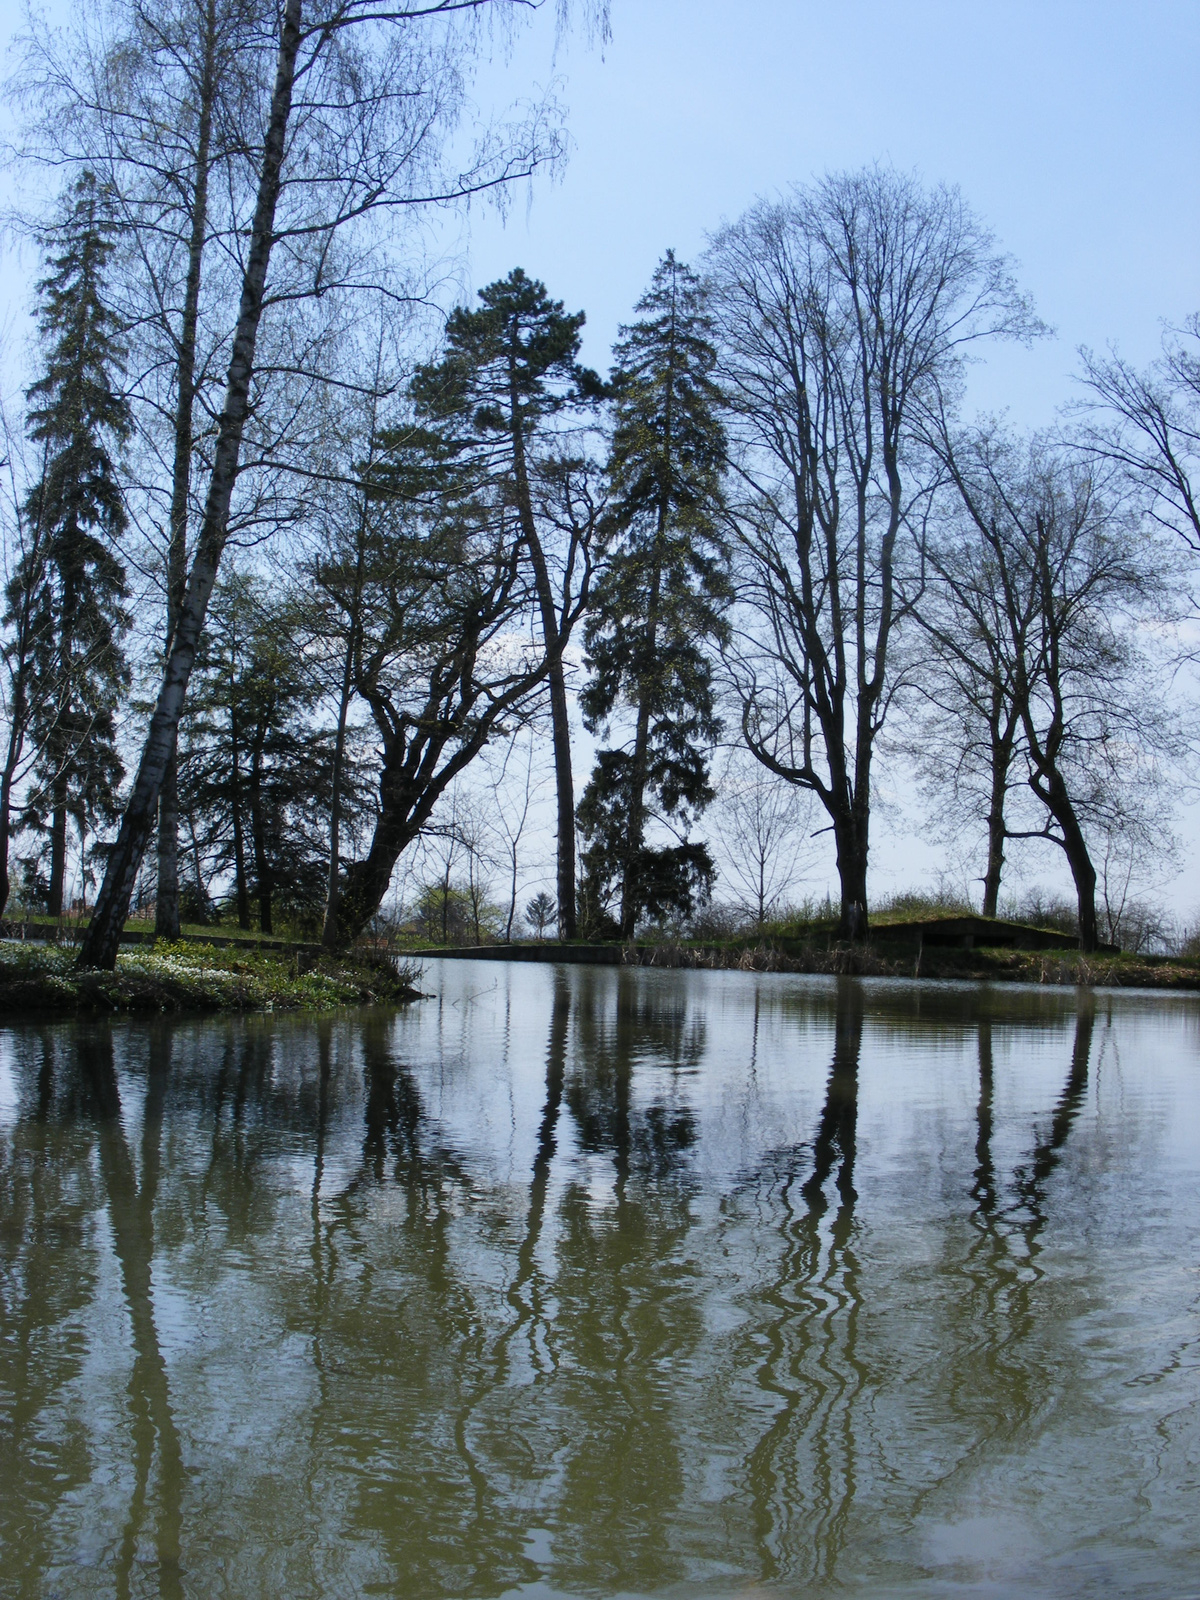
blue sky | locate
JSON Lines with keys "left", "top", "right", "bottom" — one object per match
{"left": 463, "top": 0, "right": 1198, "bottom": 417}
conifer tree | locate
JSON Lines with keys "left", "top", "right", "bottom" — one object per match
{"left": 578, "top": 252, "right": 729, "bottom": 938}
{"left": 410, "top": 269, "right": 603, "bottom": 939}
{"left": 14, "top": 173, "right": 131, "bottom": 915}
{"left": 182, "top": 577, "right": 337, "bottom": 934}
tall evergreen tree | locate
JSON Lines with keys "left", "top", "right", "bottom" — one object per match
{"left": 14, "top": 173, "right": 131, "bottom": 915}
{"left": 578, "top": 252, "right": 729, "bottom": 938}
{"left": 410, "top": 269, "right": 603, "bottom": 940}
{"left": 181, "top": 575, "right": 345, "bottom": 934}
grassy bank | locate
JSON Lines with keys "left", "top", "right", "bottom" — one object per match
{"left": 619, "top": 939, "right": 1200, "bottom": 989}
{"left": 415, "top": 936, "right": 1200, "bottom": 989}
{"left": 0, "top": 939, "right": 424, "bottom": 1017}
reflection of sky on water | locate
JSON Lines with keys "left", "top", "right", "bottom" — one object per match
{"left": 0, "top": 1040, "right": 18, "bottom": 1127}
{"left": 1, "top": 964, "right": 1199, "bottom": 1598}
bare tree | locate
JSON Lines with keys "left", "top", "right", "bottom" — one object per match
{"left": 709, "top": 749, "right": 815, "bottom": 926}
{"left": 906, "top": 471, "right": 1038, "bottom": 915}
{"left": 292, "top": 306, "right": 404, "bottom": 946}
{"left": 930, "top": 427, "right": 1178, "bottom": 951}
{"left": 72, "top": 0, "right": 599, "bottom": 969}
{"left": 10, "top": 0, "right": 280, "bottom": 936}
{"left": 709, "top": 167, "right": 1040, "bottom": 939}
{"left": 1095, "top": 805, "right": 1179, "bottom": 952}
{"left": 455, "top": 791, "right": 498, "bottom": 944}
{"left": 1077, "top": 318, "right": 1200, "bottom": 563}
{"left": 482, "top": 727, "right": 546, "bottom": 940}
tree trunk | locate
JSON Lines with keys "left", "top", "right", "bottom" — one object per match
{"left": 981, "top": 759, "right": 1008, "bottom": 918}
{"left": 321, "top": 663, "right": 353, "bottom": 949}
{"left": 505, "top": 842, "right": 518, "bottom": 940}
{"left": 155, "top": 753, "right": 181, "bottom": 937}
{"left": 0, "top": 674, "right": 29, "bottom": 918}
{"left": 334, "top": 734, "right": 478, "bottom": 947}
{"left": 981, "top": 822, "right": 1005, "bottom": 918}
{"left": 230, "top": 712, "right": 251, "bottom": 931}
{"left": 618, "top": 553, "right": 662, "bottom": 940}
{"left": 1062, "top": 837, "right": 1093, "bottom": 952}
{"left": 321, "top": 534, "right": 366, "bottom": 949}
{"left": 507, "top": 359, "right": 576, "bottom": 939}
{"left": 1036, "top": 764, "right": 1107, "bottom": 947}
{"left": 619, "top": 695, "right": 653, "bottom": 940}
{"left": 156, "top": 0, "right": 216, "bottom": 942}
{"left": 48, "top": 789, "right": 68, "bottom": 918}
{"left": 188, "top": 816, "right": 206, "bottom": 917}
{"left": 833, "top": 811, "right": 869, "bottom": 941}
{"left": 249, "top": 732, "right": 271, "bottom": 935}
{"left": 0, "top": 780, "right": 12, "bottom": 918}
{"left": 545, "top": 661, "right": 576, "bottom": 939}
{"left": 981, "top": 705, "right": 1016, "bottom": 918}
{"left": 77, "top": 0, "right": 303, "bottom": 970}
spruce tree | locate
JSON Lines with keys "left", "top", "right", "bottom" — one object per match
{"left": 578, "top": 252, "right": 729, "bottom": 938}
{"left": 182, "top": 575, "right": 340, "bottom": 934}
{"left": 410, "top": 269, "right": 603, "bottom": 939}
{"left": 14, "top": 173, "right": 131, "bottom": 916}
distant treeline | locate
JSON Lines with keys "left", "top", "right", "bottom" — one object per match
{"left": 1, "top": 0, "right": 1195, "bottom": 964}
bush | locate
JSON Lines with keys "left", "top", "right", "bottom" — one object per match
{"left": 1103, "top": 897, "right": 1177, "bottom": 954}
{"left": 685, "top": 902, "right": 752, "bottom": 941}
{"left": 999, "top": 889, "right": 1079, "bottom": 936}
{"left": 414, "top": 881, "right": 500, "bottom": 945}
{"left": 179, "top": 880, "right": 215, "bottom": 926}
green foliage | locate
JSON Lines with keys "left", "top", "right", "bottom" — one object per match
{"left": 578, "top": 252, "right": 728, "bottom": 934}
{"left": 181, "top": 573, "right": 357, "bottom": 933}
{"left": 0, "top": 938, "right": 422, "bottom": 1014}
{"left": 577, "top": 751, "right": 717, "bottom": 934}
{"left": 524, "top": 890, "right": 556, "bottom": 938}
{"left": 8, "top": 173, "right": 132, "bottom": 888}
{"left": 411, "top": 267, "right": 602, "bottom": 444}
{"left": 412, "top": 881, "right": 495, "bottom": 945}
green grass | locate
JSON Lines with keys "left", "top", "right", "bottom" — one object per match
{"left": 3, "top": 910, "right": 321, "bottom": 944}
{"left": 0, "top": 939, "right": 424, "bottom": 1016}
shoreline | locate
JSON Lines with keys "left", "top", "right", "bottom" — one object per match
{"left": 0, "top": 939, "right": 424, "bottom": 1018}
{"left": 3, "top": 933, "right": 1197, "bottom": 1020}
{"left": 413, "top": 939, "right": 1200, "bottom": 991}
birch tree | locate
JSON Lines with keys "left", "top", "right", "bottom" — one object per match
{"left": 68, "top": 0, "right": 594, "bottom": 968}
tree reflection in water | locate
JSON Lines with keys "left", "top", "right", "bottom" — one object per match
{"left": 0, "top": 970, "right": 1195, "bottom": 1599}
{"left": 0, "top": 1029, "right": 103, "bottom": 1593}
{"left": 733, "top": 977, "right": 865, "bottom": 1586}
{"left": 542, "top": 968, "right": 703, "bottom": 1594}
{"left": 79, "top": 1027, "right": 184, "bottom": 1599}
{"left": 898, "top": 997, "right": 1099, "bottom": 1564}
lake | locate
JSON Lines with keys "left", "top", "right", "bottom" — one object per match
{"left": 2, "top": 960, "right": 1199, "bottom": 1599}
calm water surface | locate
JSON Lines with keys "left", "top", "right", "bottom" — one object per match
{"left": 2, "top": 962, "right": 1199, "bottom": 1599}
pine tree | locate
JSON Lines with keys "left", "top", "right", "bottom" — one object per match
{"left": 578, "top": 252, "right": 729, "bottom": 938}
{"left": 13, "top": 173, "right": 131, "bottom": 916}
{"left": 410, "top": 269, "right": 603, "bottom": 939}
